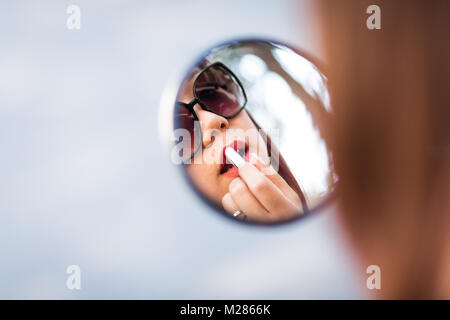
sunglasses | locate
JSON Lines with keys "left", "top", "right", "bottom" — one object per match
{"left": 174, "top": 62, "right": 248, "bottom": 163}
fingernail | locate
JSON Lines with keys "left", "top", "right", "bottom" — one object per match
{"left": 249, "top": 153, "right": 266, "bottom": 166}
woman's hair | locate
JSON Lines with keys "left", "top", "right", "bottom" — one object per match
{"left": 246, "top": 112, "right": 308, "bottom": 213}
{"left": 319, "top": 0, "right": 450, "bottom": 298}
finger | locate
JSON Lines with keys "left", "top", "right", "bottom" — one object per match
{"left": 238, "top": 162, "right": 300, "bottom": 215}
{"left": 248, "top": 153, "right": 270, "bottom": 171}
{"left": 221, "top": 193, "right": 239, "bottom": 215}
{"left": 249, "top": 153, "right": 302, "bottom": 207}
{"left": 222, "top": 193, "right": 253, "bottom": 222}
{"left": 228, "top": 177, "right": 272, "bottom": 222}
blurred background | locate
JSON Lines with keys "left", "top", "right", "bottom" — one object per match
{"left": 0, "top": 0, "right": 361, "bottom": 298}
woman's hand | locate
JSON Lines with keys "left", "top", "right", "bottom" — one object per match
{"left": 221, "top": 154, "right": 303, "bottom": 223}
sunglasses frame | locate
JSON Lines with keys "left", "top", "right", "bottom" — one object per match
{"left": 176, "top": 61, "right": 248, "bottom": 162}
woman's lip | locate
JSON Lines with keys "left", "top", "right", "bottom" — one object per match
{"left": 222, "top": 166, "right": 239, "bottom": 178}
{"left": 220, "top": 146, "right": 250, "bottom": 176}
{"left": 223, "top": 139, "right": 247, "bottom": 154}
{"left": 220, "top": 140, "right": 247, "bottom": 174}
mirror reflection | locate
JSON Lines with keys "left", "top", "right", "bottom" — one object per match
{"left": 170, "top": 39, "right": 336, "bottom": 224}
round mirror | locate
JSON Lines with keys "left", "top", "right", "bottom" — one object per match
{"left": 162, "top": 39, "right": 336, "bottom": 225}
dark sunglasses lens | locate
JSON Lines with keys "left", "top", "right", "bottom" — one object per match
{"left": 195, "top": 64, "right": 246, "bottom": 117}
{"left": 174, "top": 104, "right": 201, "bottom": 162}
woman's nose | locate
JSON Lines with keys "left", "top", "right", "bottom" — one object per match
{"left": 196, "top": 108, "right": 229, "bottom": 147}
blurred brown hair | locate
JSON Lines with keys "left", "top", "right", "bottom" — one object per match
{"left": 318, "top": 0, "right": 450, "bottom": 298}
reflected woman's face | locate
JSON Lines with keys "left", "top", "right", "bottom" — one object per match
{"left": 178, "top": 71, "right": 270, "bottom": 205}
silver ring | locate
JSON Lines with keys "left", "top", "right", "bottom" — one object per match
{"left": 233, "top": 211, "right": 247, "bottom": 221}
{"left": 233, "top": 210, "right": 242, "bottom": 217}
